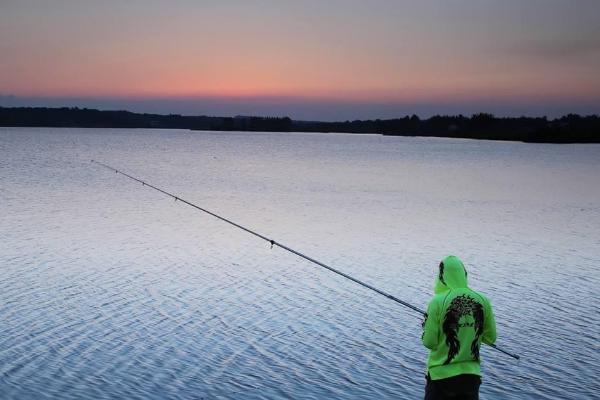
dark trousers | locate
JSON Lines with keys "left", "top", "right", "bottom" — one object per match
{"left": 424, "top": 374, "right": 481, "bottom": 400}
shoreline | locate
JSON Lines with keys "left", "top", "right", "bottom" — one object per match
{"left": 1, "top": 106, "right": 598, "bottom": 143}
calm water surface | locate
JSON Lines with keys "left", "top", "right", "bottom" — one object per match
{"left": 1, "top": 128, "right": 599, "bottom": 399}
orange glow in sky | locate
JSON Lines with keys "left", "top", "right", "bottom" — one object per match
{"left": 1, "top": 1, "right": 599, "bottom": 118}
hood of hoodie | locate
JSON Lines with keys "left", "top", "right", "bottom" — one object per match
{"left": 434, "top": 255, "right": 468, "bottom": 294}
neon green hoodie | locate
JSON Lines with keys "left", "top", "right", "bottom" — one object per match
{"left": 422, "top": 256, "right": 496, "bottom": 380}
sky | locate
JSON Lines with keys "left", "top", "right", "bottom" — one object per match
{"left": 1, "top": 0, "right": 599, "bottom": 120}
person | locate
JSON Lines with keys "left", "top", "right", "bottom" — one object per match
{"left": 422, "top": 255, "right": 496, "bottom": 400}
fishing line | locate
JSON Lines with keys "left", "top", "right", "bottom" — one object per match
{"left": 91, "top": 159, "right": 519, "bottom": 360}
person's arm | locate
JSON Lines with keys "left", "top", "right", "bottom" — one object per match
{"left": 482, "top": 298, "right": 497, "bottom": 345}
{"left": 422, "top": 299, "right": 440, "bottom": 350}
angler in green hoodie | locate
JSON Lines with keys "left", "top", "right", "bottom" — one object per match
{"left": 422, "top": 256, "right": 496, "bottom": 400}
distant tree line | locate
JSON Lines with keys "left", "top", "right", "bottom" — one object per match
{"left": 1, "top": 107, "right": 598, "bottom": 143}
{"left": 295, "top": 113, "right": 600, "bottom": 143}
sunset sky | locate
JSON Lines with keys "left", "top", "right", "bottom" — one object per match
{"left": 1, "top": 0, "right": 599, "bottom": 120}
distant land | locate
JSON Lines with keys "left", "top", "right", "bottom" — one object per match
{"left": 1, "top": 107, "right": 598, "bottom": 143}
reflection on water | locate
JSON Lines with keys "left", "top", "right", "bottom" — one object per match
{"left": 1, "top": 127, "right": 599, "bottom": 399}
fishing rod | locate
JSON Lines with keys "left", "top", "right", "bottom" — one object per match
{"left": 91, "top": 159, "right": 519, "bottom": 360}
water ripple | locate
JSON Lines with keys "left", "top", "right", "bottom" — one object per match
{"left": 1, "top": 128, "right": 599, "bottom": 399}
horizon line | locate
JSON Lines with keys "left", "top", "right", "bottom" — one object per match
{"left": 1, "top": 94, "right": 599, "bottom": 121}
{"left": 2, "top": 104, "right": 598, "bottom": 122}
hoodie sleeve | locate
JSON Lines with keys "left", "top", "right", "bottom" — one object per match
{"left": 482, "top": 297, "right": 497, "bottom": 345}
{"left": 422, "top": 298, "right": 440, "bottom": 350}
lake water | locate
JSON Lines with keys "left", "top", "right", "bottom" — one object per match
{"left": 1, "top": 127, "right": 599, "bottom": 399}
